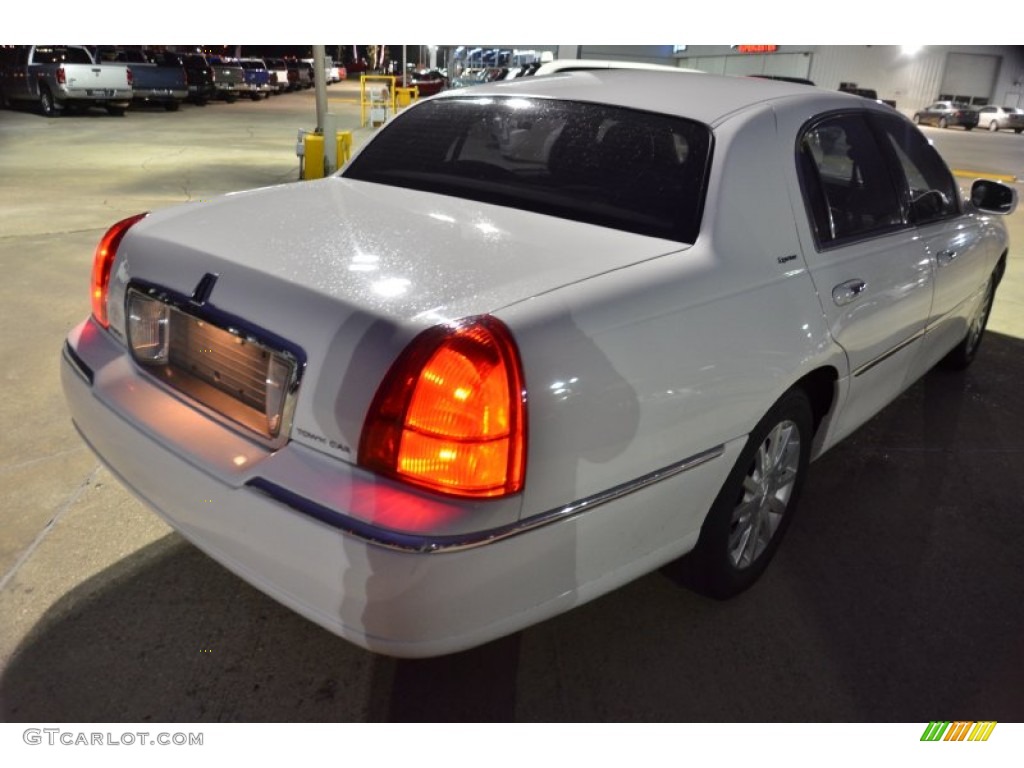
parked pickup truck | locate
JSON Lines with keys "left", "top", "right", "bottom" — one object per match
{"left": 162, "top": 53, "right": 213, "bottom": 105}
{"left": 264, "top": 58, "right": 291, "bottom": 92}
{"left": 181, "top": 54, "right": 243, "bottom": 103}
{"left": 239, "top": 58, "right": 273, "bottom": 100}
{"left": 206, "top": 55, "right": 245, "bottom": 102}
{"left": 0, "top": 45, "right": 132, "bottom": 116}
{"left": 113, "top": 49, "right": 187, "bottom": 111}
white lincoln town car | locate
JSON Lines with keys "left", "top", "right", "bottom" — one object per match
{"left": 61, "top": 71, "right": 1016, "bottom": 657}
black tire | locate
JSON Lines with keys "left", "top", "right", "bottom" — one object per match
{"left": 964, "top": 125, "right": 973, "bottom": 131}
{"left": 1015, "top": 128, "right": 1022, "bottom": 134}
{"left": 988, "top": 121, "right": 999, "bottom": 132}
{"left": 0, "top": 88, "right": 9, "bottom": 109}
{"left": 164, "top": 101, "right": 180, "bottom": 112}
{"left": 676, "top": 389, "right": 814, "bottom": 599}
{"left": 224, "top": 93, "right": 237, "bottom": 104}
{"left": 940, "top": 276, "right": 995, "bottom": 370}
{"left": 939, "top": 117, "right": 948, "bottom": 129}
{"left": 106, "top": 105, "right": 126, "bottom": 117}
{"left": 39, "top": 87, "right": 57, "bottom": 117}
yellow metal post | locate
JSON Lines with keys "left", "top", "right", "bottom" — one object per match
{"left": 395, "top": 86, "right": 419, "bottom": 108}
{"left": 303, "top": 133, "right": 325, "bottom": 179}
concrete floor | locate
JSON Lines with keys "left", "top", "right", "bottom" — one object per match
{"left": 1, "top": 83, "right": 1023, "bottom": 722}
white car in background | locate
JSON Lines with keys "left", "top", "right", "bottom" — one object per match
{"left": 62, "top": 71, "right": 1016, "bottom": 657}
{"left": 975, "top": 104, "right": 1024, "bottom": 133}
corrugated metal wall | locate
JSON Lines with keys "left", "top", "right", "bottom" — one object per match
{"left": 807, "top": 46, "right": 945, "bottom": 112}
{"left": 630, "top": 45, "right": 1024, "bottom": 115}
{"left": 575, "top": 45, "right": 677, "bottom": 65}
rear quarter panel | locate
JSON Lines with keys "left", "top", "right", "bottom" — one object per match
{"left": 496, "top": 102, "right": 842, "bottom": 533}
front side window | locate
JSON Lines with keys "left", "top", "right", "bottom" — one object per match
{"left": 872, "top": 113, "right": 959, "bottom": 224}
{"left": 798, "top": 113, "right": 903, "bottom": 246}
{"left": 343, "top": 97, "right": 712, "bottom": 243}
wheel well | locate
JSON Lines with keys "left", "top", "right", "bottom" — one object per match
{"left": 792, "top": 367, "right": 838, "bottom": 434}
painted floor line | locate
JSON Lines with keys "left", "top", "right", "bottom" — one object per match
{"left": 0, "top": 465, "right": 100, "bottom": 594}
{"left": 952, "top": 169, "right": 1017, "bottom": 183}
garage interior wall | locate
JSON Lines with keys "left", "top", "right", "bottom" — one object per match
{"left": 680, "top": 52, "right": 813, "bottom": 79}
{"left": 666, "top": 45, "right": 1024, "bottom": 115}
{"left": 939, "top": 53, "right": 1000, "bottom": 105}
{"left": 569, "top": 45, "right": 677, "bottom": 65}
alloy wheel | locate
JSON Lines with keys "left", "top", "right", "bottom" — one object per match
{"left": 728, "top": 420, "right": 801, "bottom": 569}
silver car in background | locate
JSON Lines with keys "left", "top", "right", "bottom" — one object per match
{"left": 976, "top": 105, "right": 1024, "bottom": 133}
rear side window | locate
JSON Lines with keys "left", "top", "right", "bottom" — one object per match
{"left": 798, "top": 113, "right": 903, "bottom": 246}
{"left": 343, "top": 97, "right": 712, "bottom": 243}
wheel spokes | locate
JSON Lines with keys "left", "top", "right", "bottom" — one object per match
{"left": 728, "top": 419, "right": 802, "bottom": 570}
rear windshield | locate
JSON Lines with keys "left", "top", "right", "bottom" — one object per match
{"left": 343, "top": 97, "right": 712, "bottom": 243}
{"left": 33, "top": 46, "right": 93, "bottom": 65}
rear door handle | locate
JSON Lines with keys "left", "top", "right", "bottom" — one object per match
{"left": 833, "top": 279, "right": 867, "bottom": 306}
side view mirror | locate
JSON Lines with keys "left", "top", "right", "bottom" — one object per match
{"left": 970, "top": 179, "right": 1018, "bottom": 215}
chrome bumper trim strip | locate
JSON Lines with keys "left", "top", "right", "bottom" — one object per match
{"left": 852, "top": 328, "right": 925, "bottom": 378}
{"left": 62, "top": 340, "right": 94, "bottom": 385}
{"left": 247, "top": 444, "right": 726, "bottom": 554}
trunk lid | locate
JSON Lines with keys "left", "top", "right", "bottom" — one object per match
{"left": 112, "top": 177, "right": 685, "bottom": 460}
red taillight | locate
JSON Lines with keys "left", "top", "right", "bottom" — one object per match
{"left": 91, "top": 213, "right": 147, "bottom": 327}
{"left": 126, "top": 66, "right": 133, "bottom": 87}
{"left": 56, "top": 66, "right": 66, "bottom": 85}
{"left": 359, "top": 317, "right": 527, "bottom": 499}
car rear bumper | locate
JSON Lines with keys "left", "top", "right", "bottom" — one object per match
{"left": 62, "top": 317, "right": 737, "bottom": 657}
{"left": 133, "top": 88, "right": 188, "bottom": 102}
{"left": 60, "top": 86, "right": 132, "bottom": 105}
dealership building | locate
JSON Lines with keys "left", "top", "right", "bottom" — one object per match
{"left": 464, "top": 45, "right": 1024, "bottom": 115}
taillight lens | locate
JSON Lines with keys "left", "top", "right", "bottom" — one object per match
{"left": 91, "top": 213, "right": 147, "bottom": 327}
{"left": 126, "top": 66, "right": 133, "bottom": 87}
{"left": 359, "top": 317, "right": 527, "bottom": 499}
{"left": 56, "top": 66, "right": 66, "bottom": 85}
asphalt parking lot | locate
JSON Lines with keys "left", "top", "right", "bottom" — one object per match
{"left": 1, "top": 83, "right": 1023, "bottom": 722}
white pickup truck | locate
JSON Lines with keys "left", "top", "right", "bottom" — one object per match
{"left": 0, "top": 45, "right": 132, "bottom": 116}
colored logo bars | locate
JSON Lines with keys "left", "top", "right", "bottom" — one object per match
{"left": 921, "top": 721, "right": 997, "bottom": 742}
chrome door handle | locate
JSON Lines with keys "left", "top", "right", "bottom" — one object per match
{"left": 937, "top": 249, "right": 958, "bottom": 266}
{"left": 833, "top": 279, "right": 867, "bottom": 306}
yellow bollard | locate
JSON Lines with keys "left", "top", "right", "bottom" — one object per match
{"left": 303, "top": 133, "right": 325, "bottom": 180}
{"left": 336, "top": 130, "right": 353, "bottom": 165}
{"left": 395, "top": 87, "right": 417, "bottom": 108}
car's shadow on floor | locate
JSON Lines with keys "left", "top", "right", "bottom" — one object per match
{"left": 0, "top": 528, "right": 525, "bottom": 721}
{"left": 2, "top": 332, "right": 1023, "bottom": 722}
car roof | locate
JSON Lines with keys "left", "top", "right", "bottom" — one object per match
{"left": 434, "top": 68, "right": 872, "bottom": 127}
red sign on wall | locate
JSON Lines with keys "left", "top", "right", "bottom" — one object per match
{"left": 737, "top": 45, "right": 779, "bottom": 54}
